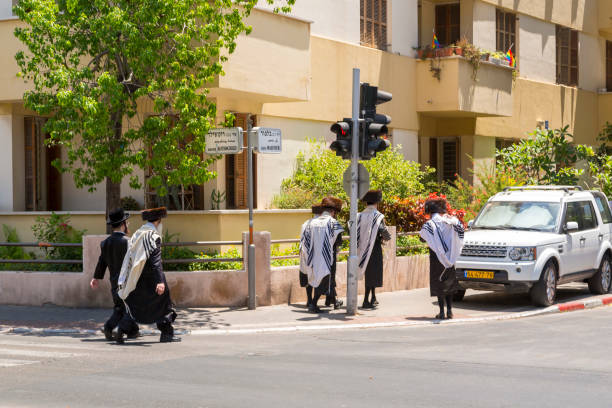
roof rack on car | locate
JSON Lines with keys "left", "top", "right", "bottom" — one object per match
{"left": 502, "top": 186, "right": 583, "bottom": 193}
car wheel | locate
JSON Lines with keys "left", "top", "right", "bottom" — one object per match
{"left": 452, "top": 289, "right": 466, "bottom": 302}
{"left": 588, "top": 254, "right": 611, "bottom": 295}
{"left": 530, "top": 261, "right": 557, "bottom": 307}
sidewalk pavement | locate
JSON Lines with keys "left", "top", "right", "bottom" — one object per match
{"left": 1, "top": 283, "right": 611, "bottom": 336}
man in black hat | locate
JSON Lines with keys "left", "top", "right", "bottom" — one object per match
{"left": 90, "top": 208, "right": 138, "bottom": 341}
{"left": 116, "top": 207, "right": 179, "bottom": 343}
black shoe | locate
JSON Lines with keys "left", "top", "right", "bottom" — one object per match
{"left": 160, "top": 334, "right": 181, "bottom": 343}
{"left": 102, "top": 327, "right": 113, "bottom": 341}
{"left": 308, "top": 304, "right": 323, "bottom": 313}
{"left": 115, "top": 329, "right": 125, "bottom": 345}
{"left": 334, "top": 300, "right": 343, "bottom": 310}
{"left": 435, "top": 313, "right": 445, "bottom": 320}
{"left": 127, "top": 330, "right": 141, "bottom": 339}
{"left": 362, "top": 301, "right": 373, "bottom": 309}
{"left": 372, "top": 299, "right": 379, "bottom": 306}
{"left": 446, "top": 311, "right": 454, "bottom": 319}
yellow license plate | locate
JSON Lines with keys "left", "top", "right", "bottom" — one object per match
{"left": 465, "top": 270, "right": 495, "bottom": 279}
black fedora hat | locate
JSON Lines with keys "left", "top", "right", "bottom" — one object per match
{"left": 107, "top": 208, "right": 130, "bottom": 226}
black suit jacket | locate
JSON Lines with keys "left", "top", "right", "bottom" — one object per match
{"left": 93, "top": 232, "right": 129, "bottom": 291}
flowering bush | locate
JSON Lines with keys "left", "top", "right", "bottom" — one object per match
{"left": 379, "top": 193, "right": 466, "bottom": 232}
{"left": 32, "top": 212, "right": 85, "bottom": 270}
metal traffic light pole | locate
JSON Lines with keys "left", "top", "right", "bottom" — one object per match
{"left": 346, "top": 68, "right": 360, "bottom": 316}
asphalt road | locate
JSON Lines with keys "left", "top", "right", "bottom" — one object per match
{"left": 1, "top": 307, "right": 611, "bottom": 408}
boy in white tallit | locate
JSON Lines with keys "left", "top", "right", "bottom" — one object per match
{"left": 301, "top": 197, "right": 345, "bottom": 313}
{"left": 357, "top": 190, "right": 391, "bottom": 309}
{"left": 419, "top": 198, "right": 465, "bottom": 319}
{"left": 299, "top": 204, "right": 323, "bottom": 308}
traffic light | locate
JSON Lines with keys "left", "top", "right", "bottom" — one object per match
{"left": 359, "top": 83, "right": 392, "bottom": 160}
{"left": 330, "top": 118, "right": 353, "bottom": 160}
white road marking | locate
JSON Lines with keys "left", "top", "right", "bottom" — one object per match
{"left": 0, "top": 348, "right": 82, "bottom": 358}
{"left": 0, "top": 359, "right": 40, "bottom": 368}
{"left": 0, "top": 340, "right": 115, "bottom": 352}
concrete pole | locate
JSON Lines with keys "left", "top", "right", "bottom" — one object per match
{"left": 247, "top": 116, "right": 256, "bottom": 310}
{"left": 346, "top": 68, "right": 360, "bottom": 316}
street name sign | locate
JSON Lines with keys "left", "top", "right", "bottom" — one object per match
{"left": 205, "top": 127, "right": 243, "bottom": 154}
{"left": 343, "top": 163, "right": 370, "bottom": 199}
{"left": 253, "top": 127, "right": 282, "bottom": 154}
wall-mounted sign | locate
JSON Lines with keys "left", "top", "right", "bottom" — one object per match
{"left": 205, "top": 127, "right": 243, "bottom": 154}
{"left": 253, "top": 127, "right": 282, "bottom": 154}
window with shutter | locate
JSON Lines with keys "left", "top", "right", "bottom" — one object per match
{"left": 225, "top": 114, "right": 257, "bottom": 209}
{"left": 441, "top": 139, "right": 459, "bottom": 181}
{"left": 435, "top": 3, "right": 460, "bottom": 47}
{"left": 496, "top": 9, "right": 516, "bottom": 54}
{"left": 23, "top": 116, "right": 61, "bottom": 211}
{"left": 556, "top": 25, "right": 579, "bottom": 87}
{"left": 24, "top": 117, "right": 36, "bottom": 211}
{"left": 144, "top": 115, "right": 204, "bottom": 210}
{"left": 360, "top": 0, "right": 388, "bottom": 51}
{"left": 607, "top": 41, "right": 612, "bottom": 91}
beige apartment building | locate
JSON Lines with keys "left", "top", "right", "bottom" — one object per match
{"left": 0, "top": 0, "right": 611, "bottom": 213}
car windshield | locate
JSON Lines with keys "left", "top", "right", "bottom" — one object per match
{"left": 473, "top": 201, "right": 561, "bottom": 232}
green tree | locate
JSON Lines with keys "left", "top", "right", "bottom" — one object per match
{"left": 496, "top": 126, "right": 594, "bottom": 185}
{"left": 13, "top": 0, "right": 294, "bottom": 223}
{"left": 273, "top": 140, "right": 434, "bottom": 208}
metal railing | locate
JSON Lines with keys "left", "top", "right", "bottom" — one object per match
{"left": 0, "top": 242, "right": 83, "bottom": 266}
{"left": 161, "top": 240, "right": 243, "bottom": 264}
{"left": 0, "top": 240, "right": 245, "bottom": 268}
{"left": 269, "top": 232, "right": 427, "bottom": 261}
{"left": 0, "top": 231, "right": 427, "bottom": 269}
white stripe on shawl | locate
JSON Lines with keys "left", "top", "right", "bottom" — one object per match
{"left": 419, "top": 213, "right": 464, "bottom": 268}
{"left": 357, "top": 207, "right": 384, "bottom": 279}
{"left": 303, "top": 213, "right": 344, "bottom": 288}
{"left": 299, "top": 217, "right": 315, "bottom": 277}
{"left": 117, "top": 223, "right": 160, "bottom": 300}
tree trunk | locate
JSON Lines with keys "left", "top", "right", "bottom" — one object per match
{"left": 105, "top": 114, "right": 124, "bottom": 234}
{"left": 106, "top": 177, "right": 121, "bottom": 234}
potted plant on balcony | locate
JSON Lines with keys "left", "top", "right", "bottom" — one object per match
{"left": 434, "top": 46, "right": 454, "bottom": 58}
{"left": 459, "top": 39, "right": 483, "bottom": 81}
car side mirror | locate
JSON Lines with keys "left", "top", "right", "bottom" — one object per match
{"left": 467, "top": 220, "right": 474, "bottom": 229}
{"left": 565, "top": 221, "right": 579, "bottom": 232}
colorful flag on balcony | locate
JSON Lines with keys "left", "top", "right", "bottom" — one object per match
{"left": 432, "top": 32, "right": 440, "bottom": 49}
{"left": 505, "top": 47, "right": 516, "bottom": 67}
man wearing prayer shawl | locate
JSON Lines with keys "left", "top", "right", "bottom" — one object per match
{"left": 301, "top": 197, "right": 345, "bottom": 313}
{"left": 299, "top": 204, "right": 323, "bottom": 308}
{"left": 116, "top": 207, "right": 179, "bottom": 343}
{"left": 419, "top": 197, "right": 465, "bottom": 320}
{"left": 357, "top": 190, "right": 391, "bottom": 309}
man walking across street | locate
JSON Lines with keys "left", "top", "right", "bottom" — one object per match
{"left": 116, "top": 207, "right": 179, "bottom": 343}
{"left": 299, "top": 204, "right": 323, "bottom": 308}
{"left": 357, "top": 190, "right": 391, "bottom": 309}
{"left": 90, "top": 208, "right": 139, "bottom": 341}
{"left": 301, "top": 197, "right": 345, "bottom": 313}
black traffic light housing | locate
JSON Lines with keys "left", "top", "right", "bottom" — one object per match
{"left": 359, "top": 83, "right": 392, "bottom": 160}
{"left": 330, "top": 118, "right": 353, "bottom": 160}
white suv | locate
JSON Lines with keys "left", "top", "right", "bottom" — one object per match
{"left": 455, "top": 186, "right": 612, "bottom": 306}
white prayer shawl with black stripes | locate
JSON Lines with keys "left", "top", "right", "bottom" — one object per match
{"left": 299, "top": 217, "right": 315, "bottom": 278}
{"left": 302, "top": 213, "right": 344, "bottom": 288}
{"left": 419, "top": 213, "right": 465, "bottom": 268}
{"left": 356, "top": 206, "right": 384, "bottom": 279}
{"left": 117, "top": 223, "right": 160, "bottom": 300}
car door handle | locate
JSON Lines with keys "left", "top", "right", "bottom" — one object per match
{"left": 599, "top": 234, "right": 604, "bottom": 241}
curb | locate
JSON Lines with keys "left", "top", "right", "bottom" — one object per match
{"left": 2, "top": 296, "right": 611, "bottom": 337}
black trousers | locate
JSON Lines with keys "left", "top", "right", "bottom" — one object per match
{"left": 104, "top": 289, "right": 136, "bottom": 332}
{"left": 118, "top": 309, "right": 175, "bottom": 337}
